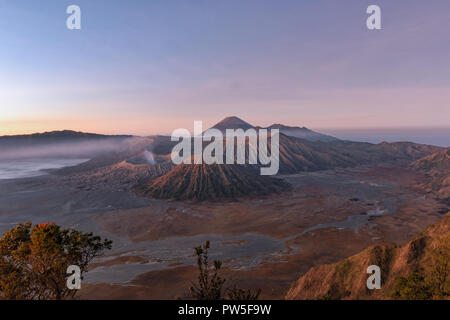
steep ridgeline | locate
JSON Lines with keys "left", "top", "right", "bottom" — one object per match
{"left": 286, "top": 215, "right": 450, "bottom": 300}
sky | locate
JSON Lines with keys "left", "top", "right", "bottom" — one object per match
{"left": 0, "top": 0, "right": 449, "bottom": 136}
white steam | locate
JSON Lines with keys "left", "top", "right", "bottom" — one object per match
{"left": 143, "top": 150, "right": 156, "bottom": 165}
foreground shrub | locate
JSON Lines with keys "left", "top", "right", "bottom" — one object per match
{"left": 190, "top": 241, "right": 260, "bottom": 300}
{"left": 0, "top": 221, "right": 112, "bottom": 300}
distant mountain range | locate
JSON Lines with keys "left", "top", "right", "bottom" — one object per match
{"left": 0, "top": 130, "right": 132, "bottom": 146}
{"left": 2, "top": 117, "right": 444, "bottom": 201}
{"left": 210, "top": 116, "right": 338, "bottom": 142}
{"left": 134, "top": 118, "right": 441, "bottom": 201}
{"left": 0, "top": 130, "right": 134, "bottom": 160}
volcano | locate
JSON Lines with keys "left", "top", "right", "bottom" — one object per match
{"left": 21, "top": 118, "right": 442, "bottom": 201}
{"left": 135, "top": 162, "right": 290, "bottom": 201}
{"left": 208, "top": 116, "right": 339, "bottom": 142}
{"left": 136, "top": 122, "right": 441, "bottom": 201}
{"left": 209, "top": 116, "right": 254, "bottom": 132}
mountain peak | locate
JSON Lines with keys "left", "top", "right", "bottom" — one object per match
{"left": 211, "top": 116, "right": 254, "bottom": 132}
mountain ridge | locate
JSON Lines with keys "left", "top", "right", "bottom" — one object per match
{"left": 209, "top": 116, "right": 339, "bottom": 142}
{"left": 286, "top": 214, "right": 450, "bottom": 300}
{"left": 0, "top": 130, "right": 132, "bottom": 139}
{"left": 133, "top": 135, "right": 441, "bottom": 201}
{"left": 7, "top": 118, "right": 443, "bottom": 201}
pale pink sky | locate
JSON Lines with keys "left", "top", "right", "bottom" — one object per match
{"left": 1, "top": 1, "right": 450, "bottom": 136}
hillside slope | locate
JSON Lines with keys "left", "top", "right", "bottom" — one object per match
{"left": 269, "top": 135, "right": 441, "bottom": 174}
{"left": 286, "top": 215, "right": 450, "bottom": 300}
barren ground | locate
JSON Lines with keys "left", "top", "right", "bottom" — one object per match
{"left": 0, "top": 163, "right": 445, "bottom": 299}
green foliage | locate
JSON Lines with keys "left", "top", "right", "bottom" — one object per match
{"left": 426, "top": 245, "right": 449, "bottom": 298}
{"left": 190, "top": 241, "right": 226, "bottom": 300}
{"left": 226, "top": 285, "right": 261, "bottom": 300}
{"left": 391, "top": 273, "right": 432, "bottom": 300}
{"left": 316, "top": 283, "right": 351, "bottom": 300}
{"left": 0, "top": 221, "right": 112, "bottom": 300}
{"left": 190, "top": 241, "right": 260, "bottom": 300}
{"left": 392, "top": 244, "right": 449, "bottom": 300}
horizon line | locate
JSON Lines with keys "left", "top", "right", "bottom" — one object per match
{"left": 2, "top": 125, "right": 450, "bottom": 138}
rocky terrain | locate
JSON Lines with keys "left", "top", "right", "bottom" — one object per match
{"left": 75, "top": 162, "right": 445, "bottom": 299}
{"left": 286, "top": 214, "right": 449, "bottom": 300}
{"left": 1, "top": 117, "right": 447, "bottom": 300}
{"left": 285, "top": 150, "right": 450, "bottom": 300}
{"left": 6, "top": 117, "right": 440, "bottom": 202}
{"left": 131, "top": 118, "right": 441, "bottom": 201}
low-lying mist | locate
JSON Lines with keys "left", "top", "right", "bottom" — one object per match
{"left": 0, "top": 138, "right": 138, "bottom": 161}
